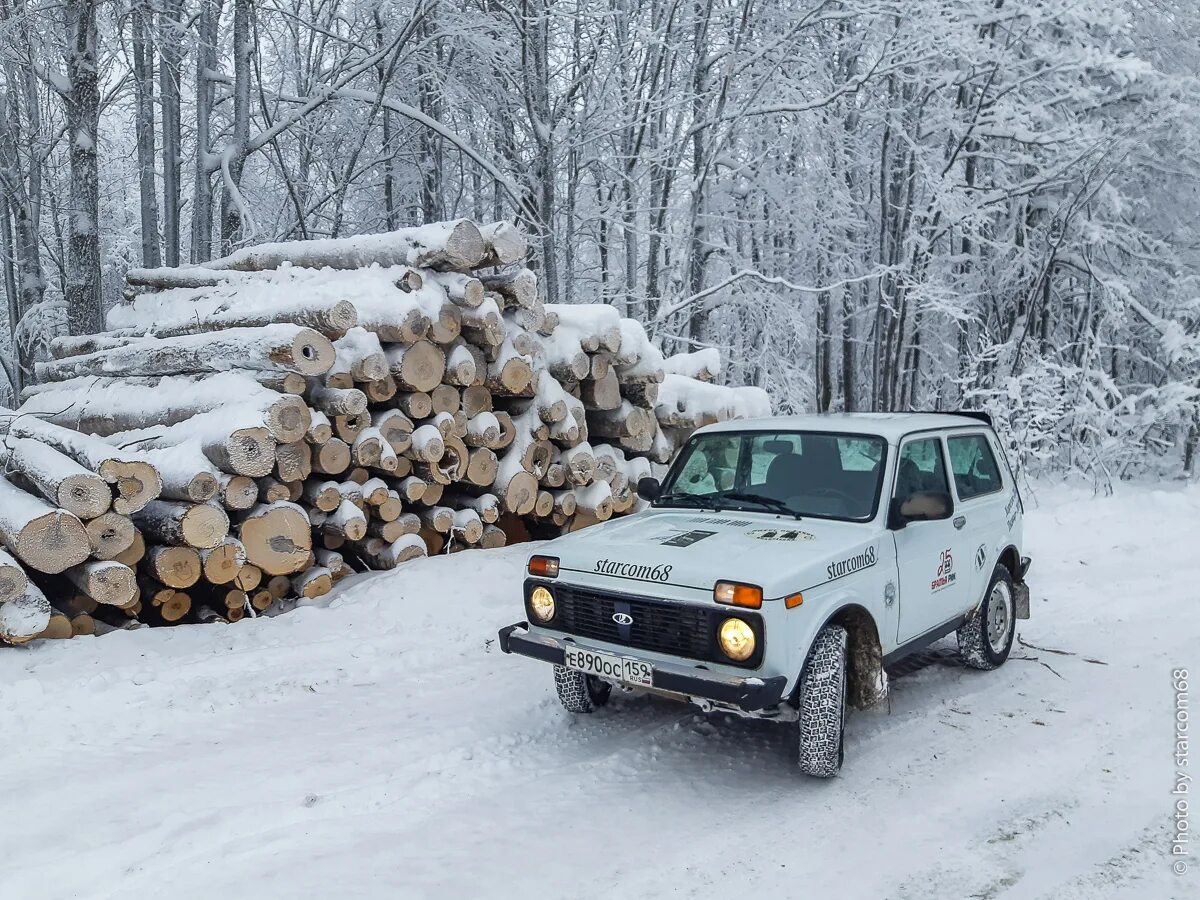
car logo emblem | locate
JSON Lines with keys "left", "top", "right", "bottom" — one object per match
{"left": 612, "top": 612, "right": 634, "bottom": 626}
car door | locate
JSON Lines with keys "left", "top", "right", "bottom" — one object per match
{"left": 892, "top": 434, "right": 971, "bottom": 644}
{"left": 945, "top": 430, "right": 1010, "bottom": 605}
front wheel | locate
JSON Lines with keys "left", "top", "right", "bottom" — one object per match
{"left": 553, "top": 665, "right": 612, "bottom": 713}
{"left": 795, "top": 624, "right": 849, "bottom": 778}
{"left": 957, "top": 565, "right": 1016, "bottom": 670}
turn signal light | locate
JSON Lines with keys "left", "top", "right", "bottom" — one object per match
{"left": 785, "top": 593, "right": 804, "bottom": 609}
{"left": 527, "top": 555, "right": 560, "bottom": 578}
{"left": 714, "top": 581, "right": 762, "bottom": 609}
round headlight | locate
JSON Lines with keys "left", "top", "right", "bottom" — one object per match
{"left": 529, "top": 586, "right": 556, "bottom": 623}
{"left": 718, "top": 617, "right": 756, "bottom": 662}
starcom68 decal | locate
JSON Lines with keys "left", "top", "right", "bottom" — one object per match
{"left": 594, "top": 559, "right": 673, "bottom": 583}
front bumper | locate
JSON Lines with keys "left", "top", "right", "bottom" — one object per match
{"left": 498, "top": 622, "right": 788, "bottom": 712}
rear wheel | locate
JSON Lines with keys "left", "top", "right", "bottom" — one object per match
{"left": 553, "top": 665, "right": 612, "bottom": 713}
{"left": 957, "top": 565, "right": 1016, "bottom": 670}
{"left": 795, "top": 624, "right": 849, "bottom": 778}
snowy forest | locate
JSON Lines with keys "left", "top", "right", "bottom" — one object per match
{"left": 1, "top": 0, "right": 1198, "bottom": 483}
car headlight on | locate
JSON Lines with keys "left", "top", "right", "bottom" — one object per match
{"left": 528, "top": 585, "right": 556, "bottom": 623}
{"left": 718, "top": 617, "right": 756, "bottom": 662}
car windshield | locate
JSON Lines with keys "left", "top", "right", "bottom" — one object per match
{"left": 657, "top": 430, "right": 887, "bottom": 522}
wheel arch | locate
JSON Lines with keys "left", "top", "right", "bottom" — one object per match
{"left": 997, "top": 545, "right": 1021, "bottom": 581}
{"left": 793, "top": 603, "right": 887, "bottom": 711}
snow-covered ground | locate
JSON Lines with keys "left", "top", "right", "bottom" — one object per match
{"left": 1, "top": 484, "right": 1195, "bottom": 900}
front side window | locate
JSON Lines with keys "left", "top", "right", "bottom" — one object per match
{"left": 894, "top": 438, "right": 950, "bottom": 505}
{"left": 658, "top": 431, "right": 887, "bottom": 521}
{"left": 947, "top": 434, "right": 1003, "bottom": 499}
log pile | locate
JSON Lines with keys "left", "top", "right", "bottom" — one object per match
{"left": 0, "top": 411, "right": 160, "bottom": 642}
{"left": 5, "top": 219, "right": 768, "bottom": 641}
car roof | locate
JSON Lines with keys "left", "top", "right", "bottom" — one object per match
{"left": 694, "top": 412, "right": 990, "bottom": 442}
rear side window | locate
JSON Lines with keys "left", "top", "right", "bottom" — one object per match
{"left": 947, "top": 434, "right": 1003, "bottom": 500}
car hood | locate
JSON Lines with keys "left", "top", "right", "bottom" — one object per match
{"left": 543, "top": 507, "right": 882, "bottom": 599}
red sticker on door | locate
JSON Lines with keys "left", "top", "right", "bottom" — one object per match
{"left": 931, "top": 549, "right": 957, "bottom": 592}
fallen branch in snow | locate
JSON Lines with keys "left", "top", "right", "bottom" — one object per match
{"left": 1016, "top": 635, "right": 1076, "bottom": 657}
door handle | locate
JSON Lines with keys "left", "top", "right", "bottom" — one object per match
{"left": 953, "top": 516, "right": 966, "bottom": 530}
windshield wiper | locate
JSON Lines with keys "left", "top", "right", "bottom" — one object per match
{"left": 717, "top": 491, "right": 803, "bottom": 519}
{"left": 655, "top": 493, "right": 719, "bottom": 509}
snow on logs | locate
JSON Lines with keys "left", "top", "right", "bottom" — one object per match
{"left": 34, "top": 325, "right": 335, "bottom": 382}
{"left": 196, "top": 219, "right": 487, "bottom": 273}
{"left": 3, "top": 414, "right": 162, "bottom": 514}
{"left": 3, "top": 218, "right": 766, "bottom": 641}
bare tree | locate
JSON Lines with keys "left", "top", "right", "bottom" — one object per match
{"left": 62, "top": 0, "right": 102, "bottom": 335}
{"left": 159, "top": 0, "right": 183, "bottom": 266}
{"left": 130, "top": 0, "right": 161, "bottom": 267}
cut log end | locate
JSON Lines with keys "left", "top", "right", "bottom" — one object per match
{"left": 183, "top": 504, "right": 231, "bottom": 549}
{"left": 145, "top": 545, "right": 203, "bottom": 589}
{"left": 7, "top": 509, "right": 91, "bottom": 575}
{"left": 69, "top": 561, "right": 138, "bottom": 607}
{"left": 241, "top": 504, "right": 313, "bottom": 575}
{"left": 56, "top": 473, "right": 112, "bottom": 520}
{"left": 101, "top": 460, "right": 162, "bottom": 515}
{"left": 85, "top": 513, "right": 137, "bottom": 560}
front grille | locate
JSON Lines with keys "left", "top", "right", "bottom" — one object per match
{"left": 555, "top": 584, "right": 714, "bottom": 661}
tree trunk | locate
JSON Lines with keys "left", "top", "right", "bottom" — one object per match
{"left": 219, "top": 0, "right": 253, "bottom": 251}
{"left": 191, "top": 0, "right": 221, "bottom": 262}
{"left": 158, "top": 0, "right": 182, "bottom": 266}
{"left": 131, "top": 0, "right": 161, "bottom": 268}
{"left": 63, "top": 0, "right": 103, "bottom": 336}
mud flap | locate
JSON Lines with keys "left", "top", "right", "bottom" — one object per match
{"left": 1014, "top": 581, "right": 1031, "bottom": 620}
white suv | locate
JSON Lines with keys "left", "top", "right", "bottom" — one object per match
{"left": 499, "top": 412, "right": 1031, "bottom": 776}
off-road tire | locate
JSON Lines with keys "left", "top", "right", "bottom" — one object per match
{"left": 796, "top": 624, "right": 849, "bottom": 778}
{"left": 957, "top": 564, "right": 1016, "bottom": 670}
{"left": 553, "top": 666, "right": 612, "bottom": 713}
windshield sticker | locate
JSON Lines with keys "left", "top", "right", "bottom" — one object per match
{"left": 826, "top": 546, "right": 877, "bottom": 581}
{"left": 595, "top": 559, "right": 673, "bottom": 583}
{"left": 688, "top": 516, "right": 752, "bottom": 527}
{"left": 658, "top": 529, "right": 717, "bottom": 548}
{"left": 932, "top": 549, "right": 956, "bottom": 592}
{"left": 747, "top": 528, "right": 815, "bottom": 542}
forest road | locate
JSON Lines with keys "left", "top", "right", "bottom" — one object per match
{"left": 0, "top": 484, "right": 1194, "bottom": 900}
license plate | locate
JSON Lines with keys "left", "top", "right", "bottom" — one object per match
{"left": 563, "top": 645, "right": 653, "bottom": 687}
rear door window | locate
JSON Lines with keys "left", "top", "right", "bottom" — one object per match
{"left": 947, "top": 434, "right": 1003, "bottom": 500}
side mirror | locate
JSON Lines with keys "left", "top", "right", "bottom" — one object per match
{"left": 637, "top": 477, "right": 661, "bottom": 502}
{"left": 889, "top": 491, "right": 953, "bottom": 529}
